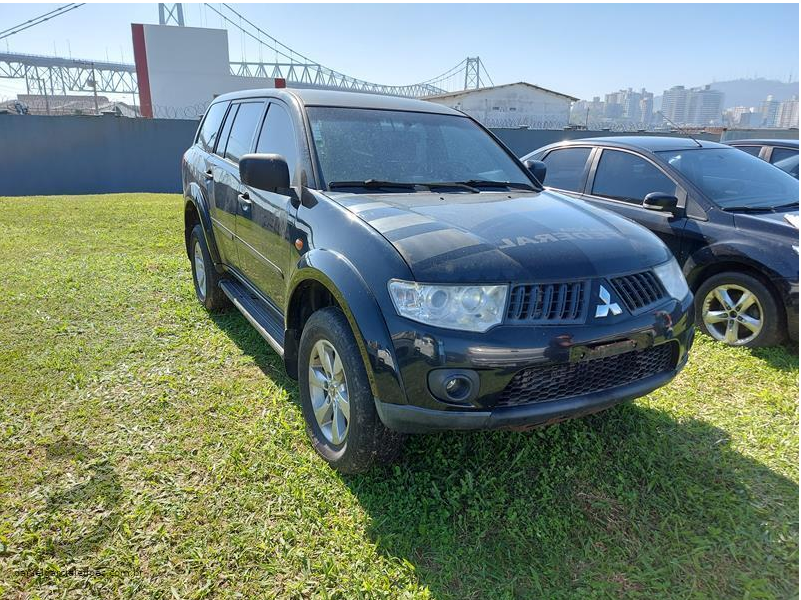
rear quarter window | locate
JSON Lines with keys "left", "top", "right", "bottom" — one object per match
{"left": 197, "top": 102, "right": 229, "bottom": 152}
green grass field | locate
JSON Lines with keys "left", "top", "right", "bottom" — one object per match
{"left": 0, "top": 193, "right": 797, "bottom": 599}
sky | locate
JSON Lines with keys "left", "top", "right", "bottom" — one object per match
{"left": 0, "top": 2, "right": 798, "bottom": 102}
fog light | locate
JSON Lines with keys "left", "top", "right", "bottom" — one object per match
{"left": 427, "top": 369, "right": 480, "bottom": 405}
{"left": 444, "top": 375, "right": 471, "bottom": 401}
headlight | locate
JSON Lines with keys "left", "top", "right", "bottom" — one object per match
{"left": 654, "top": 258, "right": 689, "bottom": 300}
{"left": 388, "top": 280, "right": 508, "bottom": 332}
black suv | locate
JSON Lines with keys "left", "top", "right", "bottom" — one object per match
{"left": 523, "top": 137, "right": 799, "bottom": 348}
{"left": 182, "top": 90, "right": 694, "bottom": 472}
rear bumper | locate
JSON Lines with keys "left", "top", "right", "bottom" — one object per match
{"left": 375, "top": 352, "right": 688, "bottom": 433}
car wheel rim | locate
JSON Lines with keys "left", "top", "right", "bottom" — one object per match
{"left": 193, "top": 241, "right": 206, "bottom": 301}
{"left": 308, "top": 339, "right": 350, "bottom": 446}
{"left": 702, "top": 284, "right": 763, "bottom": 345}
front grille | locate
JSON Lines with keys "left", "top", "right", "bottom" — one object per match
{"left": 496, "top": 342, "right": 677, "bottom": 407}
{"left": 609, "top": 271, "right": 666, "bottom": 313}
{"left": 506, "top": 281, "right": 589, "bottom": 324}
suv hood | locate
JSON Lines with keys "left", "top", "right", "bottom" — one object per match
{"left": 330, "top": 190, "right": 672, "bottom": 283}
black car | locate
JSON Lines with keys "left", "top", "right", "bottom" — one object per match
{"left": 182, "top": 90, "right": 694, "bottom": 472}
{"left": 522, "top": 137, "right": 799, "bottom": 347}
{"left": 727, "top": 139, "right": 799, "bottom": 179}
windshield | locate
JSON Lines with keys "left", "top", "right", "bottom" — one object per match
{"left": 307, "top": 107, "right": 533, "bottom": 190}
{"left": 656, "top": 147, "right": 799, "bottom": 209}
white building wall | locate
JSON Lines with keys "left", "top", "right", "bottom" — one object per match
{"left": 138, "top": 24, "right": 275, "bottom": 118}
{"left": 426, "top": 84, "right": 572, "bottom": 128}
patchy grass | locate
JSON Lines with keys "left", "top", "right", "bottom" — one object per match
{"left": 0, "top": 193, "right": 797, "bottom": 599}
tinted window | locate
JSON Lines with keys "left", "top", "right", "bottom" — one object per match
{"left": 256, "top": 103, "right": 299, "bottom": 184}
{"left": 734, "top": 145, "right": 762, "bottom": 157}
{"left": 215, "top": 104, "right": 238, "bottom": 158}
{"left": 224, "top": 102, "right": 264, "bottom": 164}
{"left": 773, "top": 154, "right": 799, "bottom": 178}
{"left": 770, "top": 147, "right": 797, "bottom": 164}
{"left": 197, "top": 101, "right": 229, "bottom": 152}
{"left": 592, "top": 150, "right": 676, "bottom": 203}
{"left": 541, "top": 148, "right": 591, "bottom": 192}
{"left": 306, "top": 107, "right": 532, "bottom": 188}
{"left": 657, "top": 148, "right": 798, "bottom": 208}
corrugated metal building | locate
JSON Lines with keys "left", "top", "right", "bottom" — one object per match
{"left": 424, "top": 82, "right": 578, "bottom": 128}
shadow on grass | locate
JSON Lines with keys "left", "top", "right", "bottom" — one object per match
{"left": 344, "top": 408, "right": 798, "bottom": 598}
{"left": 42, "top": 440, "right": 123, "bottom": 558}
{"left": 209, "top": 308, "right": 798, "bottom": 597}
{"left": 209, "top": 309, "right": 300, "bottom": 398}
{"left": 748, "top": 342, "right": 798, "bottom": 372}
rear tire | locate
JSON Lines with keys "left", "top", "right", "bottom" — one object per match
{"left": 695, "top": 271, "right": 784, "bottom": 347}
{"left": 189, "top": 224, "right": 228, "bottom": 311}
{"left": 298, "top": 307, "right": 405, "bottom": 473}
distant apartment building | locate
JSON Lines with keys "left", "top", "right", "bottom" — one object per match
{"left": 726, "top": 106, "right": 754, "bottom": 127}
{"left": 758, "top": 96, "right": 780, "bottom": 127}
{"left": 603, "top": 88, "right": 653, "bottom": 123}
{"left": 661, "top": 86, "right": 690, "bottom": 124}
{"left": 776, "top": 95, "right": 799, "bottom": 128}
{"left": 661, "top": 85, "right": 724, "bottom": 126}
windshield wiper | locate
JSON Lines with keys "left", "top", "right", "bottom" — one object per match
{"left": 459, "top": 179, "right": 537, "bottom": 191}
{"left": 771, "top": 201, "right": 799, "bottom": 211}
{"left": 328, "top": 180, "right": 418, "bottom": 191}
{"left": 328, "top": 180, "right": 481, "bottom": 193}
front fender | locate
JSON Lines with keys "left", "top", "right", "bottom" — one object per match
{"left": 287, "top": 248, "right": 408, "bottom": 408}
{"left": 683, "top": 240, "right": 786, "bottom": 288}
{"left": 185, "top": 182, "right": 223, "bottom": 271}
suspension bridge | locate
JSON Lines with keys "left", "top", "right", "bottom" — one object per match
{"left": 0, "top": 3, "right": 493, "bottom": 101}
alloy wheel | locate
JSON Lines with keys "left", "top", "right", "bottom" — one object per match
{"left": 308, "top": 339, "right": 350, "bottom": 445}
{"left": 193, "top": 240, "right": 207, "bottom": 301}
{"left": 702, "top": 284, "right": 763, "bottom": 345}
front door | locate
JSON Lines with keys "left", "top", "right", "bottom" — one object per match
{"left": 583, "top": 148, "right": 688, "bottom": 259}
{"left": 209, "top": 100, "right": 266, "bottom": 273}
{"left": 235, "top": 101, "right": 300, "bottom": 308}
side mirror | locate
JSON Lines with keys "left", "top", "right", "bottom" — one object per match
{"left": 239, "top": 153, "right": 290, "bottom": 193}
{"left": 523, "top": 159, "right": 547, "bottom": 186}
{"left": 643, "top": 192, "right": 679, "bottom": 214}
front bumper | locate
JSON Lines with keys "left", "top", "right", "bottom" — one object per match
{"left": 374, "top": 293, "right": 694, "bottom": 433}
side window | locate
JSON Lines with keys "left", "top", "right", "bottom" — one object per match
{"left": 223, "top": 102, "right": 265, "bottom": 164}
{"left": 214, "top": 104, "right": 238, "bottom": 158}
{"left": 592, "top": 150, "right": 676, "bottom": 204}
{"left": 197, "top": 101, "right": 229, "bottom": 152}
{"left": 256, "top": 102, "right": 299, "bottom": 183}
{"left": 735, "top": 145, "right": 762, "bottom": 157}
{"left": 541, "top": 148, "right": 592, "bottom": 192}
{"left": 770, "top": 147, "right": 797, "bottom": 164}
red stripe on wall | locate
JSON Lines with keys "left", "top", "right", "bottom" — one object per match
{"left": 131, "top": 24, "right": 153, "bottom": 118}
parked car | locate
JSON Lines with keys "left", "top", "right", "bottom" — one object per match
{"left": 522, "top": 137, "right": 799, "bottom": 347}
{"left": 183, "top": 91, "right": 694, "bottom": 472}
{"left": 727, "top": 139, "right": 799, "bottom": 178}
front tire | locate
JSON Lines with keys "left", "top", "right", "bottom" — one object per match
{"left": 695, "top": 271, "right": 784, "bottom": 347}
{"left": 188, "top": 224, "right": 228, "bottom": 311}
{"left": 298, "top": 307, "right": 405, "bottom": 473}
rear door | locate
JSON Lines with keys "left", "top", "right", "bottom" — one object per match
{"left": 582, "top": 148, "right": 688, "bottom": 259}
{"left": 208, "top": 100, "right": 266, "bottom": 271}
{"left": 235, "top": 100, "right": 300, "bottom": 307}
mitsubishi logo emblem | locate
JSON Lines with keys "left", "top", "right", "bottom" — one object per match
{"left": 595, "top": 285, "right": 622, "bottom": 318}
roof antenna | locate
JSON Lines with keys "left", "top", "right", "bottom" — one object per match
{"left": 657, "top": 111, "right": 702, "bottom": 148}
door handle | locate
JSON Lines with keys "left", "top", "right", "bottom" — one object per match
{"left": 238, "top": 192, "right": 252, "bottom": 207}
{"left": 204, "top": 169, "right": 214, "bottom": 180}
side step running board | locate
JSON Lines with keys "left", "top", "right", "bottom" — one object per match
{"left": 219, "top": 280, "right": 285, "bottom": 357}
